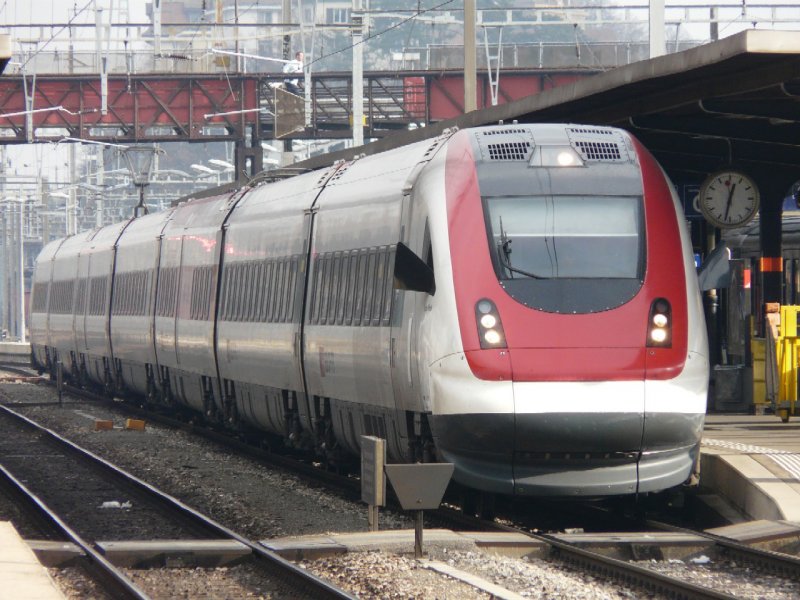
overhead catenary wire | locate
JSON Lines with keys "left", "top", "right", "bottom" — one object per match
{"left": 306, "top": 0, "right": 456, "bottom": 68}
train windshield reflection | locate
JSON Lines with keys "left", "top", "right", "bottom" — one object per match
{"left": 484, "top": 195, "right": 644, "bottom": 280}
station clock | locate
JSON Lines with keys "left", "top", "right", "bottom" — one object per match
{"left": 698, "top": 170, "right": 760, "bottom": 229}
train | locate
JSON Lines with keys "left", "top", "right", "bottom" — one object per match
{"left": 30, "top": 123, "right": 710, "bottom": 498}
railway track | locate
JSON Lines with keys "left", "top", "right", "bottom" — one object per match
{"left": 0, "top": 403, "right": 354, "bottom": 599}
{"left": 5, "top": 369, "right": 800, "bottom": 598}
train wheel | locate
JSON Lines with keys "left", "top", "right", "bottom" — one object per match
{"left": 461, "top": 491, "right": 495, "bottom": 520}
{"left": 779, "top": 409, "right": 791, "bottom": 423}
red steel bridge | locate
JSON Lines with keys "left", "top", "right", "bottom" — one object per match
{"left": 0, "top": 69, "right": 594, "bottom": 173}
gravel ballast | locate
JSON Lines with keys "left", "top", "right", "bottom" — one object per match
{"left": 3, "top": 380, "right": 799, "bottom": 599}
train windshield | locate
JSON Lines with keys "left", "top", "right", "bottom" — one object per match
{"left": 485, "top": 195, "right": 643, "bottom": 280}
{"left": 483, "top": 195, "right": 645, "bottom": 313}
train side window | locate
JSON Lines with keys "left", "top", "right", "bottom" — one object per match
{"left": 282, "top": 259, "right": 291, "bottom": 323}
{"left": 161, "top": 268, "right": 173, "bottom": 318}
{"left": 282, "top": 258, "right": 292, "bottom": 322}
{"left": 372, "top": 249, "right": 387, "bottom": 326}
{"left": 250, "top": 262, "right": 261, "bottom": 322}
{"left": 126, "top": 273, "right": 132, "bottom": 315}
{"left": 123, "top": 273, "right": 129, "bottom": 316}
{"left": 364, "top": 249, "right": 378, "bottom": 326}
{"left": 203, "top": 267, "right": 212, "bottom": 320}
{"left": 261, "top": 260, "right": 275, "bottom": 323}
{"left": 238, "top": 263, "right": 248, "bottom": 322}
{"left": 344, "top": 252, "right": 357, "bottom": 325}
{"left": 336, "top": 253, "right": 349, "bottom": 325}
{"left": 382, "top": 246, "right": 396, "bottom": 326}
{"left": 259, "top": 262, "right": 270, "bottom": 322}
{"left": 310, "top": 256, "right": 323, "bottom": 324}
{"left": 231, "top": 263, "right": 242, "bottom": 322}
{"left": 202, "top": 268, "right": 208, "bottom": 320}
{"left": 283, "top": 258, "right": 294, "bottom": 322}
{"left": 319, "top": 255, "right": 332, "bottom": 325}
{"left": 226, "top": 265, "right": 236, "bottom": 321}
{"left": 219, "top": 267, "right": 229, "bottom": 321}
{"left": 276, "top": 259, "right": 286, "bottom": 323}
{"left": 244, "top": 262, "right": 255, "bottom": 322}
{"left": 127, "top": 273, "right": 133, "bottom": 315}
{"left": 133, "top": 272, "right": 139, "bottom": 316}
{"left": 238, "top": 263, "right": 247, "bottom": 322}
{"left": 353, "top": 251, "right": 368, "bottom": 326}
{"left": 328, "top": 253, "right": 342, "bottom": 324}
{"left": 250, "top": 262, "right": 260, "bottom": 321}
{"left": 277, "top": 259, "right": 286, "bottom": 323}
{"left": 239, "top": 264, "right": 250, "bottom": 322}
{"left": 284, "top": 258, "right": 294, "bottom": 322}
{"left": 286, "top": 257, "right": 298, "bottom": 322}
{"left": 271, "top": 259, "right": 281, "bottom": 323}
{"left": 240, "top": 263, "right": 250, "bottom": 322}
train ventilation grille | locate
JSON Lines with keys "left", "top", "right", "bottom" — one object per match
{"left": 483, "top": 128, "right": 528, "bottom": 136}
{"left": 487, "top": 141, "right": 533, "bottom": 161}
{"left": 566, "top": 126, "right": 628, "bottom": 162}
{"left": 573, "top": 140, "right": 623, "bottom": 161}
{"left": 567, "top": 127, "right": 615, "bottom": 137}
{"left": 328, "top": 164, "right": 351, "bottom": 183}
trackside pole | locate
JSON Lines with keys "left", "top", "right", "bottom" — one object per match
{"left": 360, "top": 436, "right": 386, "bottom": 531}
{"left": 57, "top": 360, "right": 64, "bottom": 407}
{"left": 384, "top": 463, "right": 454, "bottom": 558}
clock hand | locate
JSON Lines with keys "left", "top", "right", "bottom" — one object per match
{"left": 724, "top": 183, "right": 736, "bottom": 221}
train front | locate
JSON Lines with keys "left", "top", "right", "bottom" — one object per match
{"left": 428, "top": 125, "right": 708, "bottom": 497}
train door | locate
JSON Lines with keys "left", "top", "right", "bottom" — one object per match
{"left": 295, "top": 207, "right": 318, "bottom": 435}
{"left": 76, "top": 251, "right": 90, "bottom": 356}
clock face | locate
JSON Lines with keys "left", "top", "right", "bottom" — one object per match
{"left": 699, "top": 170, "right": 760, "bottom": 229}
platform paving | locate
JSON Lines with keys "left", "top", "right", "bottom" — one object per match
{"left": 0, "top": 521, "right": 65, "bottom": 600}
{"left": 701, "top": 414, "right": 800, "bottom": 522}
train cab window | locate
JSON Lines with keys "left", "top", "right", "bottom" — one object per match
{"left": 484, "top": 195, "right": 645, "bottom": 313}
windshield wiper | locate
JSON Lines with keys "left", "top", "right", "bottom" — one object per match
{"left": 497, "top": 254, "right": 550, "bottom": 279}
{"left": 496, "top": 216, "right": 549, "bottom": 280}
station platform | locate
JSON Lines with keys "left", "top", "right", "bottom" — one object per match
{"left": 0, "top": 521, "right": 65, "bottom": 600}
{"left": 700, "top": 414, "right": 800, "bottom": 522}
{"left": 0, "top": 342, "right": 30, "bottom": 360}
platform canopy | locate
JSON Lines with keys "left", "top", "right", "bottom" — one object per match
{"left": 299, "top": 29, "right": 800, "bottom": 192}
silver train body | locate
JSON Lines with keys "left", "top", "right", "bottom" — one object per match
{"left": 30, "top": 124, "right": 709, "bottom": 497}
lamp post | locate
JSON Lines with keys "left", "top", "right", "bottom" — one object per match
{"left": 17, "top": 197, "right": 25, "bottom": 343}
{"left": 2, "top": 197, "right": 28, "bottom": 342}
{"left": 121, "top": 145, "right": 160, "bottom": 217}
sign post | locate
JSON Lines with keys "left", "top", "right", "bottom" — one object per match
{"left": 384, "top": 463, "right": 454, "bottom": 558}
{"left": 360, "top": 435, "right": 386, "bottom": 531}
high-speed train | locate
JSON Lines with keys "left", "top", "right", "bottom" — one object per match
{"left": 30, "top": 124, "right": 709, "bottom": 498}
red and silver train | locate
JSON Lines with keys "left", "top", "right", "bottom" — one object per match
{"left": 30, "top": 124, "right": 709, "bottom": 498}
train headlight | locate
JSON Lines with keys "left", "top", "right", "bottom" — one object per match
{"left": 530, "top": 146, "right": 585, "bottom": 168}
{"left": 475, "top": 299, "right": 507, "bottom": 349}
{"left": 480, "top": 314, "right": 497, "bottom": 329}
{"left": 647, "top": 298, "right": 672, "bottom": 348}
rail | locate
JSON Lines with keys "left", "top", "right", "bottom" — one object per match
{"left": 0, "top": 403, "right": 356, "bottom": 600}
